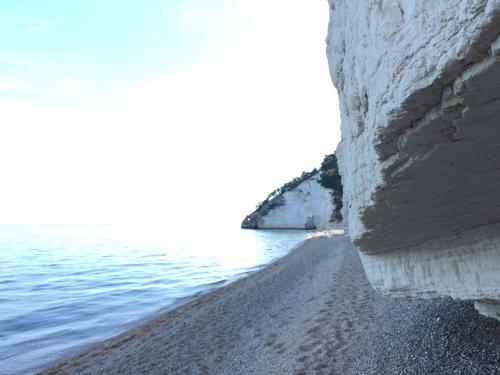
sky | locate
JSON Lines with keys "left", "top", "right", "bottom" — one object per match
{"left": 0, "top": 0, "right": 341, "bottom": 226}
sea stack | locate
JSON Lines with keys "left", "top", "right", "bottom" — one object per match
{"left": 327, "top": 0, "right": 500, "bottom": 319}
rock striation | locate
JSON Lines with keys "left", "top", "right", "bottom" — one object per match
{"left": 241, "top": 171, "right": 337, "bottom": 230}
{"left": 327, "top": 0, "right": 500, "bottom": 319}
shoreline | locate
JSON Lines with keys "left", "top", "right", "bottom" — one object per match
{"left": 35, "top": 236, "right": 313, "bottom": 374}
{"left": 39, "top": 236, "right": 500, "bottom": 374}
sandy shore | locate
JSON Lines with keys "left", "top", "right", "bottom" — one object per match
{"left": 39, "top": 236, "right": 500, "bottom": 375}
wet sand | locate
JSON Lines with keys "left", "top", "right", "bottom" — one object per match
{"left": 39, "top": 236, "right": 500, "bottom": 375}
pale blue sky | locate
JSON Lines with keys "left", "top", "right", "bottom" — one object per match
{"left": 0, "top": 0, "right": 239, "bottom": 104}
{"left": 0, "top": 1, "right": 340, "bottom": 225}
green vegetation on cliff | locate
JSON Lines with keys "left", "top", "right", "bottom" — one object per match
{"left": 241, "top": 153, "right": 343, "bottom": 229}
{"left": 241, "top": 170, "right": 319, "bottom": 229}
{"left": 318, "top": 153, "right": 343, "bottom": 221}
{"left": 261, "top": 169, "right": 318, "bottom": 206}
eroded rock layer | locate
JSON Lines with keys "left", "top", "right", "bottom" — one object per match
{"left": 327, "top": 0, "right": 500, "bottom": 319}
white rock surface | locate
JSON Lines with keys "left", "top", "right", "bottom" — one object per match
{"left": 327, "top": 0, "right": 500, "bottom": 319}
{"left": 243, "top": 173, "right": 336, "bottom": 230}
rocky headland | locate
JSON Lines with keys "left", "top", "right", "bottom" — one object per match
{"left": 241, "top": 153, "right": 343, "bottom": 230}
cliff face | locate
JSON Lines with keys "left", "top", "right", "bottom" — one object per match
{"left": 327, "top": 0, "right": 500, "bottom": 319}
{"left": 241, "top": 172, "right": 335, "bottom": 229}
{"left": 242, "top": 172, "right": 337, "bottom": 230}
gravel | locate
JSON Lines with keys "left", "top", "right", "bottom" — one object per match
{"left": 362, "top": 298, "right": 500, "bottom": 375}
{"left": 39, "top": 236, "right": 500, "bottom": 375}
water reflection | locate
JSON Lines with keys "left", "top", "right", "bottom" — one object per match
{"left": 0, "top": 225, "right": 307, "bottom": 374}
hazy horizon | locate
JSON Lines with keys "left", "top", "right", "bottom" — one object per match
{"left": 0, "top": 0, "right": 340, "bottom": 226}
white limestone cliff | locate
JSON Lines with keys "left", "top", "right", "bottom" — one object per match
{"left": 242, "top": 172, "right": 338, "bottom": 230}
{"left": 327, "top": 0, "right": 500, "bottom": 319}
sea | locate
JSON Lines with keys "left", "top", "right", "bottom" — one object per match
{"left": 0, "top": 224, "right": 308, "bottom": 374}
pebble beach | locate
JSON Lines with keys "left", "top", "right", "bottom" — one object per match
{"left": 39, "top": 236, "right": 500, "bottom": 375}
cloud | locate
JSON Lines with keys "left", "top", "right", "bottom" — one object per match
{"left": 178, "top": 3, "right": 241, "bottom": 33}
{"left": 56, "top": 78, "right": 85, "bottom": 90}
{"left": 0, "top": 79, "right": 44, "bottom": 95}
{"left": 0, "top": 75, "right": 86, "bottom": 97}
{"left": 26, "top": 15, "right": 67, "bottom": 33}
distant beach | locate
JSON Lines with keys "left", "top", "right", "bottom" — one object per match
{"left": 308, "top": 228, "right": 345, "bottom": 238}
{"left": 40, "top": 236, "right": 500, "bottom": 374}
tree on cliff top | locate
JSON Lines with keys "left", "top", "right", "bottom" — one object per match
{"left": 319, "top": 153, "right": 343, "bottom": 221}
{"left": 264, "top": 169, "right": 318, "bottom": 203}
{"left": 242, "top": 153, "right": 344, "bottom": 229}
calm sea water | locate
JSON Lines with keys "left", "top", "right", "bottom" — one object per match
{"left": 0, "top": 225, "right": 308, "bottom": 374}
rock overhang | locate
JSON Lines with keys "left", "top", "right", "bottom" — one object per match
{"left": 327, "top": 0, "right": 500, "bottom": 319}
{"left": 360, "top": 41, "right": 500, "bottom": 255}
